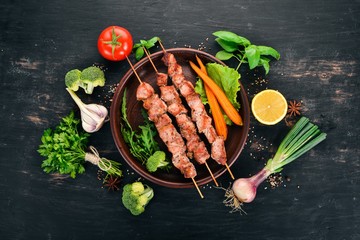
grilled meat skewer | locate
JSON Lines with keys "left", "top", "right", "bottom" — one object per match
{"left": 162, "top": 53, "right": 227, "bottom": 165}
{"left": 156, "top": 73, "right": 211, "bottom": 165}
{"left": 136, "top": 82, "right": 197, "bottom": 178}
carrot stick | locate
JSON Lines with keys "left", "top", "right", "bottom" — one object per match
{"left": 195, "top": 56, "right": 228, "bottom": 139}
{"left": 195, "top": 55, "right": 207, "bottom": 73}
{"left": 189, "top": 61, "right": 243, "bottom": 126}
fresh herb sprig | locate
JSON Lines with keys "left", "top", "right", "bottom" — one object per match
{"left": 133, "top": 37, "right": 160, "bottom": 60}
{"left": 120, "top": 89, "right": 170, "bottom": 172}
{"left": 38, "top": 111, "right": 122, "bottom": 178}
{"left": 213, "top": 31, "right": 280, "bottom": 74}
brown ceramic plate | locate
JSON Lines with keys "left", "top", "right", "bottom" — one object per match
{"left": 110, "top": 48, "right": 250, "bottom": 188}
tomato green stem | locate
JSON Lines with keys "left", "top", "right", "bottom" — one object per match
{"left": 103, "top": 27, "right": 122, "bottom": 59}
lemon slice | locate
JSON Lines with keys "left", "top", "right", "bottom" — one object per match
{"left": 251, "top": 89, "right": 288, "bottom": 125}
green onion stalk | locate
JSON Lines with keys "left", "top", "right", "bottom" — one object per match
{"left": 224, "top": 117, "right": 327, "bottom": 213}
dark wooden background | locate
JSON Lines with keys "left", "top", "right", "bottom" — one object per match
{"left": 0, "top": 0, "right": 359, "bottom": 239}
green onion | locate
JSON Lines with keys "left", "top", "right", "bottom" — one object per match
{"left": 223, "top": 117, "right": 327, "bottom": 213}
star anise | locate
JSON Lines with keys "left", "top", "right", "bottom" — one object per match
{"left": 287, "top": 100, "right": 302, "bottom": 117}
{"left": 103, "top": 175, "right": 121, "bottom": 191}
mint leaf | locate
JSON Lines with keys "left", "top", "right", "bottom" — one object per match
{"left": 133, "top": 43, "right": 142, "bottom": 48}
{"left": 145, "top": 36, "right": 159, "bottom": 48}
{"left": 133, "top": 37, "right": 161, "bottom": 61}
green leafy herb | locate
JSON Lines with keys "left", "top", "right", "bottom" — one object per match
{"left": 194, "top": 80, "right": 208, "bottom": 105}
{"left": 213, "top": 31, "right": 251, "bottom": 46}
{"left": 133, "top": 36, "right": 160, "bottom": 60}
{"left": 120, "top": 89, "right": 169, "bottom": 170}
{"left": 194, "top": 63, "right": 241, "bottom": 125}
{"left": 38, "top": 111, "right": 122, "bottom": 178}
{"left": 213, "top": 30, "right": 280, "bottom": 74}
{"left": 206, "top": 63, "right": 241, "bottom": 109}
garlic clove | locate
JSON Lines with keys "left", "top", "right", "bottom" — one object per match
{"left": 66, "top": 88, "right": 109, "bottom": 133}
{"left": 82, "top": 104, "right": 108, "bottom": 133}
{"left": 81, "top": 110, "right": 98, "bottom": 132}
{"left": 82, "top": 120, "right": 97, "bottom": 133}
{"left": 86, "top": 104, "right": 108, "bottom": 118}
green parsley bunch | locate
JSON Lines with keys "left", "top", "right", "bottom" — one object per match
{"left": 38, "top": 111, "right": 122, "bottom": 178}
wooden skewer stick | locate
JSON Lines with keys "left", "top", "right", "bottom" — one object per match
{"left": 126, "top": 56, "right": 142, "bottom": 84}
{"left": 225, "top": 163, "right": 235, "bottom": 180}
{"left": 143, "top": 47, "right": 219, "bottom": 187}
{"left": 127, "top": 53, "right": 203, "bottom": 198}
{"left": 142, "top": 47, "right": 158, "bottom": 73}
{"left": 158, "top": 40, "right": 167, "bottom": 53}
{"left": 204, "top": 162, "right": 219, "bottom": 186}
{"left": 192, "top": 177, "right": 204, "bottom": 199}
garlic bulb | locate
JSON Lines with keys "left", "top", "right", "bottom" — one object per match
{"left": 66, "top": 88, "right": 108, "bottom": 133}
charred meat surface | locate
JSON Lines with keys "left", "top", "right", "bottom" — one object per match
{"left": 136, "top": 82, "right": 197, "bottom": 179}
{"left": 162, "top": 53, "right": 227, "bottom": 165}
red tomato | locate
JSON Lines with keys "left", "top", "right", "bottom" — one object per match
{"left": 97, "top": 26, "right": 133, "bottom": 61}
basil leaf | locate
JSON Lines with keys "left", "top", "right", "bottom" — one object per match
{"left": 215, "top": 50, "right": 234, "bottom": 60}
{"left": 145, "top": 36, "right": 159, "bottom": 48}
{"left": 215, "top": 38, "right": 238, "bottom": 52}
{"left": 213, "top": 31, "right": 251, "bottom": 47}
{"left": 245, "top": 45, "right": 260, "bottom": 69}
{"left": 257, "top": 45, "right": 280, "bottom": 60}
{"left": 258, "top": 57, "right": 270, "bottom": 74}
{"left": 133, "top": 43, "right": 142, "bottom": 49}
{"left": 135, "top": 47, "right": 144, "bottom": 60}
{"left": 132, "top": 37, "right": 161, "bottom": 61}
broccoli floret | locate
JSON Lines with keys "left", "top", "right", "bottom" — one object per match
{"left": 64, "top": 66, "right": 106, "bottom": 94}
{"left": 65, "top": 69, "right": 83, "bottom": 91}
{"left": 146, "top": 151, "right": 169, "bottom": 173}
{"left": 122, "top": 182, "right": 154, "bottom": 216}
{"left": 80, "top": 66, "right": 105, "bottom": 94}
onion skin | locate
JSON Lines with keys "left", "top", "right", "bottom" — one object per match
{"left": 232, "top": 168, "right": 270, "bottom": 203}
